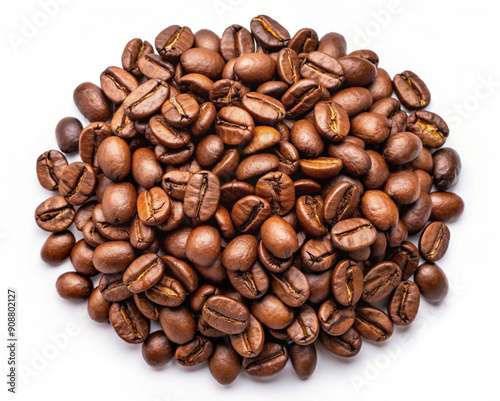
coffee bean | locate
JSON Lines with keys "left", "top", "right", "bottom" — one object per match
{"left": 339, "top": 56, "right": 377, "bottom": 86}
{"left": 276, "top": 48, "right": 300, "bottom": 85}
{"left": 36, "top": 150, "right": 68, "bottom": 191}
{"left": 255, "top": 171, "right": 295, "bottom": 216}
{"left": 407, "top": 110, "right": 449, "bottom": 148}
{"left": 185, "top": 226, "right": 221, "bottom": 267}
{"left": 87, "top": 288, "right": 111, "bottom": 323}
{"left": 202, "top": 295, "right": 250, "bottom": 334}
{"left": 234, "top": 53, "right": 276, "bottom": 84}
{"left": 300, "top": 236, "right": 337, "bottom": 272}
{"left": 41, "top": 230, "right": 75, "bottom": 265}
{"left": 362, "top": 261, "right": 402, "bottom": 303}
{"left": 100, "top": 66, "right": 138, "bottom": 104}
{"left": 260, "top": 216, "right": 298, "bottom": 259}
{"left": 295, "top": 195, "right": 328, "bottom": 237}
{"left": 251, "top": 294, "right": 293, "bottom": 330}
{"left": 123, "top": 253, "right": 164, "bottom": 293}
{"left": 331, "top": 259, "right": 364, "bottom": 306}
{"left": 161, "top": 93, "right": 200, "bottom": 128}
{"left": 282, "top": 79, "right": 323, "bottom": 117}
{"left": 109, "top": 299, "right": 150, "bottom": 343}
{"left": 142, "top": 330, "right": 174, "bottom": 367}
{"left": 220, "top": 24, "right": 255, "bottom": 61}
{"left": 123, "top": 79, "right": 170, "bottom": 120}
{"left": 222, "top": 235, "right": 258, "bottom": 271}
{"left": 79, "top": 122, "right": 112, "bottom": 171}
{"left": 183, "top": 171, "right": 220, "bottom": 223}
{"left": 322, "top": 181, "right": 361, "bottom": 226}
{"left": 354, "top": 305, "right": 393, "bottom": 342}
{"left": 229, "top": 313, "right": 265, "bottom": 357}
{"left": 270, "top": 265, "right": 310, "bottom": 307}
{"left": 227, "top": 261, "right": 269, "bottom": 300}
{"left": 215, "top": 106, "right": 255, "bottom": 146}
{"left": 301, "top": 51, "right": 344, "bottom": 90}
{"left": 55, "top": 117, "right": 83, "bottom": 153}
{"left": 59, "top": 162, "right": 97, "bottom": 206}
{"left": 318, "top": 298, "right": 355, "bottom": 336}
{"left": 73, "top": 82, "right": 111, "bottom": 122}
{"left": 210, "top": 79, "right": 250, "bottom": 108}
{"left": 361, "top": 190, "right": 399, "bottom": 231}
{"left": 384, "top": 170, "right": 421, "bottom": 205}
{"left": 393, "top": 70, "right": 431, "bottom": 110}
{"left": 35, "top": 195, "right": 75, "bottom": 232}
{"left": 313, "top": 100, "right": 350, "bottom": 142}
{"left": 155, "top": 25, "right": 194, "bottom": 60}
{"left": 401, "top": 191, "right": 433, "bottom": 235}
{"left": 327, "top": 142, "right": 371, "bottom": 177}
{"left": 331, "top": 218, "right": 377, "bottom": 252}
{"left": 387, "top": 241, "right": 420, "bottom": 280}
{"left": 289, "top": 343, "right": 317, "bottom": 380}
{"left": 430, "top": 192, "right": 464, "bottom": 222}
{"left": 250, "top": 15, "right": 290, "bottom": 50}
{"left": 93, "top": 241, "right": 136, "bottom": 274}
{"left": 368, "top": 68, "right": 393, "bottom": 102}
{"left": 122, "top": 38, "right": 154, "bottom": 76}
{"left": 320, "top": 327, "right": 362, "bottom": 357}
{"left": 242, "top": 92, "right": 286, "bottom": 125}
{"left": 175, "top": 336, "right": 213, "bottom": 366}
{"left": 56, "top": 272, "right": 93, "bottom": 301}
{"left": 243, "top": 342, "right": 288, "bottom": 377}
{"left": 137, "top": 187, "right": 172, "bottom": 226}
{"left": 382, "top": 131, "right": 422, "bottom": 165}
{"left": 331, "top": 87, "right": 373, "bottom": 117}
{"left": 208, "top": 343, "right": 241, "bottom": 385}
{"left": 432, "top": 147, "right": 461, "bottom": 191}
{"left": 195, "top": 135, "right": 224, "bottom": 167}
{"left": 388, "top": 280, "right": 420, "bottom": 325}
{"left": 414, "top": 262, "right": 449, "bottom": 302}
{"left": 350, "top": 112, "right": 390, "bottom": 144}
{"left": 419, "top": 222, "right": 450, "bottom": 262}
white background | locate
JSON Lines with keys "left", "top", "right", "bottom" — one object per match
{"left": 1, "top": 0, "right": 500, "bottom": 400}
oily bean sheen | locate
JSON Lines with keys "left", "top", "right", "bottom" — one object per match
{"left": 35, "top": 15, "right": 464, "bottom": 384}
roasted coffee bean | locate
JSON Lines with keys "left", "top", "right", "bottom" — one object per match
{"left": 231, "top": 195, "right": 271, "bottom": 233}
{"left": 407, "top": 110, "right": 449, "bottom": 148}
{"left": 361, "top": 190, "right": 399, "bottom": 231}
{"left": 327, "top": 142, "right": 371, "bottom": 177}
{"left": 215, "top": 106, "right": 255, "bottom": 146}
{"left": 123, "top": 253, "right": 164, "bottom": 293}
{"left": 382, "top": 131, "right": 422, "bottom": 165}
{"left": 110, "top": 105, "right": 138, "bottom": 138}
{"left": 79, "top": 122, "right": 112, "bottom": 170}
{"left": 87, "top": 288, "right": 111, "bottom": 323}
{"left": 208, "top": 343, "right": 241, "bottom": 385}
{"left": 251, "top": 294, "right": 293, "bottom": 330}
{"left": 299, "top": 157, "right": 343, "bottom": 179}
{"left": 195, "top": 135, "right": 224, "bottom": 167}
{"left": 354, "top": 305, "right": 393, "bottom": 342}
{"left": 368, "top": 68, "right": 393, "bottom": 102}
{"left": 401, "top": 191, "right": 433, "bottom": 235}
{"left": 93, "top": 241, "right": 136, "bottom": 274}
{"left": 190, "top": 285, "right": 220, "bottom": 314}
{"left": 131, "top": 148, "right": 163, "bottom": 189}
{"left": 220, "top": 24, "right": 255, "bottom": 61}
{"left": 243, "top": 342, "right": 288, "bottom": 377}
{"left": 95, "top": 136, "right": 131, "bottom": 183}
{"left": 320, "top": 327, "right": 362, "bottom": 357}
{"left": 142, "top": 331, "right": 174, "bottom": 367}
{"left": 388, "top": 241, "right": 420, "bottom": 280}
{"left": 432, "top": 147, "right": 461, "bottom": 191}
{"left": 414, "top": 262, "right": 448, "bottom": 302}
{"left": 330, "top": 218, "right": 377, "bottom": 252}
{"left": 136, "top": 186, "right": 171, "bottom": 226}
{"left": 162, "top": 227, "right": 191, "bottom": 260}
{"left": 318, "top": 298, "right": 355, "bottom": 336}
{"left": 212, "top": 149, "right": 240, "bottom": 181}
{"left": 161, "top": 170, "right": 191, "bottom": 201}
{"left": 69, "top": 239, "right": 98, "bottom": 277}
{"left": 100, "top": 66, "right": 138, "bottom": 104}
{"left": 229, "top": 313, "right": 265, "bottom": 358}
{"left": 317, "top": 32, "right": 347, "bottom": 59}
{"left": 430, "top": 192, "right": 465, "bottom": 222}
{"left": 181, "top": 47, "right": 225, "bottom": 80}
{"left": 287, "top": 304, "right": 319, "bottom": 345}
{"left": 149, "top": 114, "right": 191, "bottom": 148}
{"left": 159, "top": 306, "right": 196, "bottom": 345}
{"left": 55, "top": 272, "right": 93, "bottom": 301}
{"left": 202, "top": 295, "right": 250, "bottom": 334}
{"left": 81, "top": 220, "right": 106, "bottom": 247}
{"left": 250, "top": 15, "right": 290, "bottom": 50}
{"left": 350, "top": 112, "right": 390, "bottom": 145}
{"left": 161, "top": 255, "right": 198, "bottom": 294}
{"left": 260, "top": 216, "right": 298, "bottom": 259}
{"left": 294, "top": 179, "right": 321, "bottom": 198}
{"left": 133, "top": 292, "right": 159, "bottom": 321}
{"left": 254, "top": 171, "right": 295, "bottom": 216}
{"left": 331, "top": 87, "right": 373, "bottom": 117}
{"left": 145, "top": 275, "right": 186, "bottom": 307}
{"left": 419, "top": 222, "right": 450, "bottom": 262}
{"left": 301, "top": 51, "right": 344, "bottom": 90}
{"left": 339, "top": 56, "right": 377, "bottom": 86}
{"left": 98, "top": 273, "right": 132, "bottom": 302}
{"left": 393, "top": 70, "right": 431, "bottom": 110}
{"left": 242, "top": 92, "right": 286, "bottom": 125}
{"left": 175, "top": 336, "right": 213, "bottom": 366}
{"left": 36, "top": 150, "right": 68, "bottom": 191}
{"left": 101, "top": 182, "right": 137, "bottom": 224}
{"left": 214, "top": 204, "right": 236, "bottom": 240}
{"left": 331, "top": 259, "right": 364, "bottom": 306}
{"left": 185, "top": 225, "right": 221, "bottom": 267}
{"left": 123, "top": 79, "right": 170, "bottom": 120}
{"left": 55, "top": 117, "right": 82, "bottom": 153}
{"left": 109, "top": 300, "right": 150, "bottom": 343}
{"left": 234, "top": 53, "right": 276, "bottom": 84}
{"left": 388, "top": 280, "right": 420, "bottom": 325}
{"left": 257, "top": 240, "right": 293, "bottom": 273}
{"left": 301, "top": 236, "right": 337, "bottom": 272}
{"left": 411, "top": 147, "right": 434, "bottom": 173}
{"left": 210, "top": 79, "right": 250, "bottom": 108}
{"left": 416, "top": 169, "right": 434, "bottom": 194}
{"left": 41, "top": 230, "right": 75, "bottom": 265}
{"left": 122, "top": 38, "right": 154, "bottom": 76}
{"left": 59, "top": 162, "right": 97, "bottom": 206}
{"left": 242, "top": 125, "right": 280, "bottom": 154}
{"left": 362, "top": 261, "right": 402, "bottom": 303}
{"left": 137, "top": 53, "right": 175, "bottom": 81}
{"left": 276, "top": 48, "right": 301, "bottom": 85}
{"left": 73, "top": 82, "right": 111, "bottom": 122}
{"left": 289, "top": 343, "right": 316, "bottom": 380}
{"left": 35, "top": 195, "right": 75, "bottom": 232}
{"left": 270, "top": 265, "right": 310, "bottom": 307}
{"left": 155, "top": 25, "right": 194, "bottom": 60}
{"left": 183, "top": 171, "right": 220, "bottom": 223}
{"left": 384, "top": 170, "right": 421, "bottom": 205}
{"left": 222, "top": 235, "right": 258, "bottom": 271}
{"left": 161, "top": 93, "right": 200, "bottom": 128}
{"left": 288, "top": 28, "right": 318, "bottom": 54}
{"left": 290, "top": 120, "right": 324, "bottom": 157}
{"left": 281, "top": 79, "right": 322, "bottom": 117}
{"left": 227, "top": 261, "right": 269, "bottom": 299}
{"left": 313, "top": 100, "right": 350, "bottom": 142}
{"left": 322, "top": 181, "right": 361, "bottom": 226}
{"left": 295, "top": 195, "right": 328, "bottom": 237}
{"left": 92, "top": 203, "right": 130, "bottom": 241}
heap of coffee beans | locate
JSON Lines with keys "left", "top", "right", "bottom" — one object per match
{"left": 35, "top": 15, "right": 464, "bottom": 384}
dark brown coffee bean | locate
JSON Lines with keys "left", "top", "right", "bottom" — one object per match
{"left": 95, "top": 136, "right": 131, "bottom": 183}
{"left": 419, "top": 222, "right": 450, "bottom": 262}
{"left": 214, "top": 204, "right": 236, "bottom": 240}
{"left": 411, "top": 147, "right": 434, "bottom": 173}
{"left": 159, "top": 306, "right": 196, "bottom": 345}
{"left": 242, "top": 126, "right": 280, "bottom": 154}
{"left": 81, "top": 220, "right": 106, "bottom": 248}
{"left": 250, "top": 15, "right": 290, "bottom": 50}
{"left": 208, "top": 343, "right": 241, "bottom": 385}
{"left": 161, "top": 93, "right": 200, "bottom": 128}
{"left": 215, "top": 106, "right": 255, "bottom": 146}
{"left": 100, "top": 66, "right": 138, "bottom": 104}
{"left": 382, "top": 131, "right": 422, "bottom": 165}
{"left": 401, "top": 191, "right": 433, "bottom": 235}
{"left": 294, "top": 178, "right": 321, "bottom": 198}
{"left": 123, "top": 253, "right": 164, "bottom": 293}
{"left": 161, "top": 255, "right": 198, "bottom": 294}
{"left": 234, "top": 53, "right": 276, "bottom": 84}
{"left": 299, "top": 157, "right": 343, "bottom": 179}
{"left": 73, "top": 82, "right": 112, "bottom": 122}
{"left": 227, "top": 261, "right": 269, "bottom": 299}
{"left": 87, "top": 288, "right": 111, "bottom": 323}
{"left": 354, "top": 305, "right": 393, "bottom": 342}
{"left": 388, "top": 280, "right": 420, "bottom": 325}
{"left": 350, "top": 112, "right": 390, "bottom": 145}
{"left": 55, "top": 272, "right": 93, "bottom": 301}
{"left": 295, "top": 195, "right": 328, "bottom": 237}
{"left": 222, "top": 235, "right": 258, "bottom": 272}
{"left": 258, "top": 240, "right": 293, "bottom": 273}
{"left": 331, "top": 87, "right": 373, "bottom": 117}
{"left": 260, "top": 216, "right": 298, "bottom": 259}
{"left": 414, "top": 262, "right": 448, "bottom": 302}
{"left": 362, "top": 261, "right": 402, "bottom": 303}
{"left": 36, "top": 150, "right": 68, "bottom": 191}
{"left": 145, "top": 275, "right": 186, "bottom": 307}
{"left": 195, "top": 135, "right": 224, "bottom": 168}
{"left": 388, "top": 241, "right": 420, "bottom": 280}
{"left": 270, "top": 265, "right": 310, "bottom": 307}
{"left": 212, "top": 149, "right": 240, "bottom": 181}
{"left": 288, "top": 28, "right": 318, "bottom": 54}
{"left": 210, "top": 79, "right": 250, "bottom": 108}
{"left": 432, "top": 147, "right": 461, "bottom": 191}
{"left": 301, "top": 51, "right": 344, "bottom": 90}
{"left": 149, "top": 114, "right": 191, "bottom": 148}
{"left": 361, "top": 190, "right": 399, "bottom": 231}
{"left": 300, "top": 236, "right": 337, "bottom": 272}
{"left": 313, "top": 101, "right": 350, "bottom": 142}
{"left": 330, "top": 218, "right": 377, "bottom": 251}
{"left": 242, "top": 92, "right": 286, "bottom": 125}
{"left": 183, "top": 171, "right": 220, "bottom": 223}
{"left": 290, "top": 120, "right": 323, "bottom": 157}
{"left": 368, "top": 68, "right": 393, "bottom": 102}
{"left": 327, "top": 142, "right": 371, "bottom": 177}
{"left": 276, "top": 48, "right": 300, "bottom": 85}
{"left": 123, "top": 79, "right": 170, "bottom": 120}
{"left": 318, "top": 298, "right": 355, "bottom": 336}
{"left": 110, "top": 106, "right": 138, "bottom": 139}
{"left": 384, "top": 170, "right": 421, "bottom": 205}
{"left": 220, "top": 24, "right": 255, "bottom": 61}
{"left": 254, "top": 171, "right": 295, "bottom": 216}
{"left": 322, "top": 181, "right": 361, "bottom": 226}
{"left": 55, "top": 117, "right": 82, "bottom": 153}
{"left": 430, "top": 192, "right": 465, "bottom": 222}
{"left": 59, "top": 162, "right": 97, "bottom": 206}
{"left": 79, "top": 122, "right": 112, "bottom": 171}
{"left": 175, "top": 336, "right": 213, "bottom": 366}
{"left": 230, "top": 313, "right": 265, "bottom": 358}
{"left": 185, "top": 225, "right": 221, "bottom": 267}
{"left": 317, "top": 32, "right": 346, "bottom": 59}
{"left": 41, "top": 230, "right": 75, "bottom": 265}
{"left": 35, "top": 195, "right": 75, "bottom": 232}
{"left": 236, "top": 154, "right": 280, "bottom": 181}
{"left": 331, "top": 259, "right": 364, "bottom": 306}
{"left": 132, "top": 292, "right": 159, "bottom": 321}
{"left": 68, "top": 240, "right": 97, "bottom": 278}
{"left": 281, "top": 79, "right": 322, "bottom": 117}
{"left": 109, "top": 299, "right": 150, "bottom": 344}
{"left": 155, "top": 25, "right": 194, "bottom": 60}
{"left": 91, "top": 203, "right": 130, "bottom": 241}
{"left": 155, "top": 142, "right": 195, "bottom": 165}
{"left": 98, "top": 273, "right": 131, "bottom": 302}
{"left": 180, "top": 48, "right": 225, "bottom": 80}
{"left": 202, "top": 295, "right": 250, "bottom": 334}
{"left": 161, "top": 170, "right": 192, "bottom": 201}
{"left": 287, "top": 304, "right": 319, "bottom": 345}
{"left": 407, "top": 110, "right": 449, "bottom": 148}
{"left": 137, "top": 53, "right": 175, "bottom": 81}
{"left": 122, "top": 38, "right": 154, "bottom": 76}
{"left": 243, "top": 342, "right": 289, "bottom": 377}
{"left": 142, "top": 330, "right": 174, "bottom": 367}
{"left": 416, "top": 169, "right": 433, "bottom": 194}
{"left": 137, "top": 186, "right": 171, "bottom": 226}
{"left": 339, "top": 56, "right": 377, "bottom": 86}
{"left": 319, "top": 327, "right": 362, "bottom": 357}
{"left": 162, "top": 227, "right": 191, "bottom": 260}
{"left": 101, "top": 182, "right": 137, "bottom": 225}
{"left": 393, "top": 70, "right": 431, "bottom": 110}
{"left": 251, "top": 294, "right": 294, "bottom": 330}
{"left": 131, "top": 148, "right": 163, "bottom": 189}
{"left": 289, "top": 343, "right": 317, "bottom": 380}
{"left": 93, "top": 241, "right": 136, "bottom": 274}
